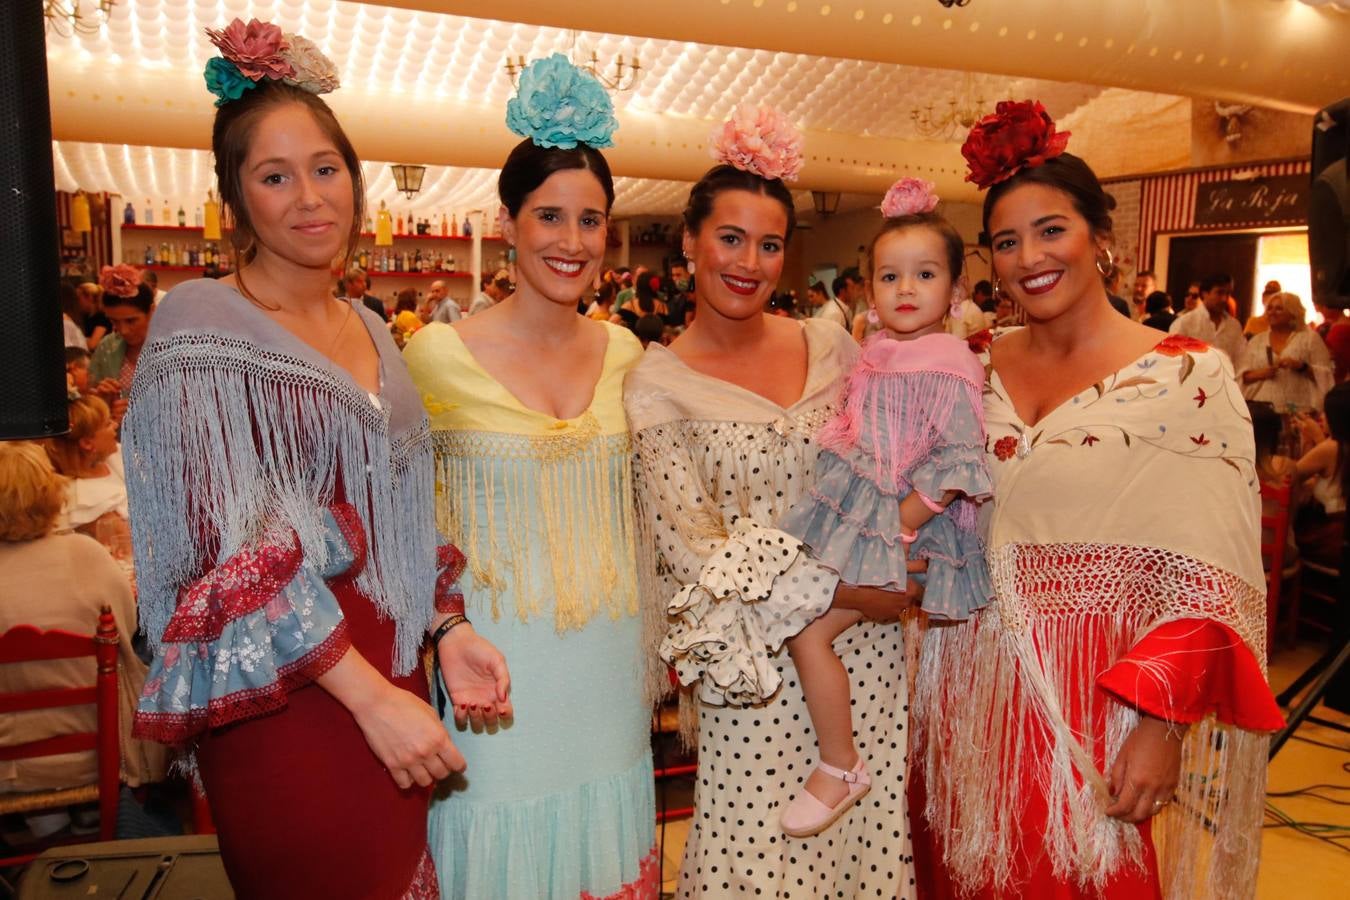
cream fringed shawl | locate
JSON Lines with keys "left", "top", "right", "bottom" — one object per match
{"left": 402, "top": 321, "right": 665, "bottom": 703}
{"left": 624, "top": 321, "right": 861, "bottom": 734}
{"left": 916, "top": 332, "right": 1271, "bottom": 900}
{"left": 121, "top": 279, "right": 440, "bottom": 674}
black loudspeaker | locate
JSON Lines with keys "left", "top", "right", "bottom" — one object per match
{"left": 0, "top": 1, "right": 68, "bottom": 439}
{"left": 1310, "top": 98, "right": 1350, "bottom": 310}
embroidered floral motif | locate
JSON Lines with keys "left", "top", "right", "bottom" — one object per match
{"left": 993, "top": 435, "right": 1019, "bottom": 461}
{"left": 1155, "top": 334, "right": 1209, "bottom": 356}
{"left": 1191, "top": 434, "right": 1211, "bottom": 446}
{"left": 967, "top": 329, "right": 994, "bottom": 354}
{"left": 1193, "top": 387, "right": 1209, "bottom": 408}
{"left": 1081, "top": 434, "right": 1100, "bottom": 446}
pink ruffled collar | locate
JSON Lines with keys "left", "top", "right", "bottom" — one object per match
{"left": 857, "top": 332, "right": 985, "bottom": 385}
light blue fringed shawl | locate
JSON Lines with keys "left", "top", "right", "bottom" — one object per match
{"left": 121, "top": 278, "right": 437, "bottom": 674}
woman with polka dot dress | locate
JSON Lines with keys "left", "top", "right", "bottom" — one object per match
{"left": 626, "top": 106, "right": 923, "bottom": 898}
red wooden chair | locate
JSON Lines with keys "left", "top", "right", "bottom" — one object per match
{"left": 0, "top": 607, "right": 121, "bottom": 868}
{"left": 1259, "top": 480, "right": 1299, "bottom": 650}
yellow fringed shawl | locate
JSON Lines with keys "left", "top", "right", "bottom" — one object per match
{"left": 404, "top": 321, "right": 642, "bottom": 633}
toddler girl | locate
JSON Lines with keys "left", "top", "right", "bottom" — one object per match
{"left": 777, "top": 179, "right": 994, "bottom": 836}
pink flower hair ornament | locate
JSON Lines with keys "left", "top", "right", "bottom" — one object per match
{"left": 203, "top": 18, "right": 340, "bottom": 107}
{"left": 880, "top": 178, "right": 940, "bottom": 218}
{"left": 99, "top": 264, "right": 142, "bottom": 299}
{"left": 711, "top": 104, "right": 804, "bottom": 182}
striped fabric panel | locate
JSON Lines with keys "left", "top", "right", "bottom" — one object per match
{"left": 1136, "top": 159, "right": 1312, "bottom": 269}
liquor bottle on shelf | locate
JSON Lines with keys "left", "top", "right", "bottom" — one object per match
{"left": 375, "top": 201, "right": 393, "bottom": 246}
{"left": 440, "top": 213, "right": 448, "bottom": 237}
{"left": 462, "top": 214, "right": 473, "bottom": 238}
{"left": 123, "top": 202, "right": 135, "bottom": 225}
{"left": 161, "top": 200, "right": 171, "bottom": 226}
{"left": 446, "top": 253, "right": 457, "bottom": 274}
{"left": 450, "top": 213, "right": 458, "bottom": 237}
{"left": 363, "top": 212, "right": 373, "bottom": 234}
{"left": 144, "top": 199, "right": 153, "bottom": 225}
{"left": 158, "top": 242, "right": 169, "bottom": 265}
{"left": 195, "top": 206, "right": 204, "bottom": 228}
{"left": 396, "top": 210, "right": 404, "bottom": 235}
{"left": 143, "top": 245, "right": 154, "bottom": 266}
{"left": 177, "top": 206, "right": 186, "bottom": 227}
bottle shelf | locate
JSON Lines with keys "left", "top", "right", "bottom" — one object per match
{"left": 141, "top": 264, "right": 216, "bottom": 272}
{"left": 367, "top": 270, "right": 471, "bottom": 280}
{"left": 121, "top": 224, "right": 210, "bottom": 233}
{"left": 359, "top": 232, "right": 505, "bottom": 243}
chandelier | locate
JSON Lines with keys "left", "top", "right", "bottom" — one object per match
{"left": 937, "top": 0, "right": 973, "bottom": 7}
{"left": 505, "top": 31, "right": 642, "bottom": 92}
{"left": 44, "top": 0, "right": 117, "bottom": 38}
{"left": 910, "top": 73, "right": 986, "bottom": 140}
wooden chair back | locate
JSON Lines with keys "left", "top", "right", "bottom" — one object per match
{"left": 0, "top": 606, "right": 120, "bottom": 866}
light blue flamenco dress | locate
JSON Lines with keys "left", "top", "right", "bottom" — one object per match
{"left": 779, "top": 332, "right": 994, "bottom": 619}
{"left": 405, "top": 323, "right": 660, "bottom": 900}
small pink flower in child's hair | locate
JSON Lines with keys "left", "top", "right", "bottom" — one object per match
{"left": 1190, "top": 433, "right": 1211, "bottom": 446}
{"left": 1081, "top": 434, "right": 1100, "bottom": 446}
{"left": 880, "top": 177, "right": 940, "bottom": 218}
{"left": 993, "top": 435, "right": 1018, "bottom": 460}
{"left": 1194, "top": 387, "right": 1208, "bottom": 408}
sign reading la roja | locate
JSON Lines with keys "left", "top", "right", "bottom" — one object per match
{"left": 1194, "top": 174, "right": 1309, "bottom": 227}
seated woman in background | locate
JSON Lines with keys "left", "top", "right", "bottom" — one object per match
{"left": 77, "top": 282, "right": 111, "bottom": 350}
{"left": 391, "top": 287, "right": 423, "bottom": 346}
{"left": 0, "top": 442, "right": 166, "bottom": 838}
{"left": 1250, "top": 400, "right": 1300, "bottom": 571}
{"left": 1296, "top": 382, "right": 1349, "bottom": 569}
{"left": 43, "top": 395, "right": 126, "bottom": 527}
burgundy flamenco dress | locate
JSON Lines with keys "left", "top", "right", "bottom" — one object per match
{"left": 909, "top": 332, "right": 1286, "bottom": 900}
{"left": 122, "top": 279, "right": 459, "bottom": 899}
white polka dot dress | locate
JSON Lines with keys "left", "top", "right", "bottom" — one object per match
{"left": 626, "top": 321, "right": 916, "bottom": 899}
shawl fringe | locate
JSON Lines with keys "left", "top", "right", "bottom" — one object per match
{"left": 123, "top": 332, "right": 438, "bottom": 674}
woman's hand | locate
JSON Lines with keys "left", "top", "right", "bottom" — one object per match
{"left": 437, "top": 623, "right": 513, "bottom": 730}
{"left": 319, "top": 647, "right": 464, "bottom": 789}
{"left": 831, "top": 559, "right": 928, "bottom": 622}
{"left": 349, "top": 680, "right": 465, "bottom": 790}
{"left": 1104, "top": 714, "right": 1185, "bottom": 823}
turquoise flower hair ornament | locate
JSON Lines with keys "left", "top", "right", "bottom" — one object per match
{"left": 505, "top": 53, "right": 619, "bottom": 149}
{"left": 203, "top": 18, "right": 341, "bottom": 107}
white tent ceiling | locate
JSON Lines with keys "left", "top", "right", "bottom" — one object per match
{"left": 45, "top": 0, "right": 1345, "bottom": 216}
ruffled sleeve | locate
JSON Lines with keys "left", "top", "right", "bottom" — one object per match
{"left": 907, "top": 379, "right": 992, "bottom": 507}
{"left": 1096, "top": 618, "right": 1285, "bottom": 732}
{"left": 132, "top": 504, "right": 365, "bottom": 745}
{"left": 631, "top": 424, "right": 837, "bottom": 708}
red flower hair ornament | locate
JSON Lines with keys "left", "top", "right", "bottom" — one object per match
{"left": 961, "top": 100, "right": 1071, "bottom": 190}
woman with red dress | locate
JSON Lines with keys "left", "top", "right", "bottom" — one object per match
{"left": 911, "top": 101, "right": 1284, "bottom": 899}
{"left": 122, "top": 21, "right": 510, "bottom": 899}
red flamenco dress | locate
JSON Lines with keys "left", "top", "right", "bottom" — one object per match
{"left": 122, "top": 280, "right": 458, "bottom": 899}
{"left": 910, "top": 334, "right": 1286, "bottom": 899}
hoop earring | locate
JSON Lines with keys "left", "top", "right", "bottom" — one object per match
{"left": 992, "top": 277, "right": 1003, "bottom": 299}
{"left": 1095, "top": 247, "right": 1115, "bottom": 277}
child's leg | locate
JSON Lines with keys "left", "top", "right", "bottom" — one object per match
{"left": 786, "top": 607, "right": 865, "bottom": 804}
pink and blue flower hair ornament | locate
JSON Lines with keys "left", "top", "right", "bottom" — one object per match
{"left": 203, "top": 18, "right": 340, "bottom": 108}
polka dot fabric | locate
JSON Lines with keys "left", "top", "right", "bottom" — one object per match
{"left": 625, "top": 321, "right": 915, "bottom": 897}
{"left": 679, "top": 623, "right": 914, "bottom": 898}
